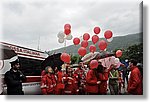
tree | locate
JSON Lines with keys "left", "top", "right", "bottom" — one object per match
{"left": 71, "top": 55, "right": 82, "bottom": 64}
{"left": 125, "top": 43, "right": 143, "bottom": 63}
{"left": 115, "top": 43, "right": 143, "bottom": 63}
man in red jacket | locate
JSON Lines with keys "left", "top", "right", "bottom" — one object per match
{"left": 63, "top": 66, "right": 76, "bottom": 95}
{"left": 127, "top": 59, "right": 143, "bottom": 95}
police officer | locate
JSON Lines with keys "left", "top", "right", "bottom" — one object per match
{"left": 4, "top": 59, "right": 26, "bottom": 95}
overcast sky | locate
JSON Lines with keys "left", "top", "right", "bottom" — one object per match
{"left": 0, "top": 0, "right": 142, "bottom": 52}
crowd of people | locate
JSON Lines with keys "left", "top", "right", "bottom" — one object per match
{"left": 40, "top": 59, "right": 143, "bottom": 95}
{"left": 4, "top": 57, "right": 143, "bottom": 95}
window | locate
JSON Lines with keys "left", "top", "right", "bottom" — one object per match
{"left": 18, "top": 57, "right": 43, "bottom": 76}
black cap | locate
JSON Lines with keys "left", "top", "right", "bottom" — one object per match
{"left": 10, "top": 59, "right": 20, "bottom": 65}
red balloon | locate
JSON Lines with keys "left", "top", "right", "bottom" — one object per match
{"left": 92, "top": 35, "right": 99, "bottom": 44}
{"left": 81, "top": 40, "right": 88, "bottom": 48}
{"left": 60, "top": 53, "right": 71, "bottom": 63}
{"left": 64, "top": 28, "right": 71, "bottom": 35}
{"left": 98, "top": 40, "right": 107, "bottom": 51}
{"left": 64, "top": 24, "right": 71, "bottom": 29}
{"left": 90, "top": 60, "right": 98, "bottom": 69}
{"left": 89, "top": 45, "right": 96, "bottom": 53}
{"left": 94, "top": 27, "right": 101, "bottom": 34}
{"left": 116, "top": 50, "right": 123, "bottom": 57}
{"left": 78, "top": 47, "right": 86, "bottom": 56}
{"left": 73, "top": 37, "right": 80, "bottom": 45}
{"left": 104, "top": 30, "right": 113, "bottom": 39}
{"left": 83, "top": 33, "right": 90, "bottom": 41}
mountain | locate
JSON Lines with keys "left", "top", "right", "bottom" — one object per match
{"left": 48, "top": 33, "right": 143, "bottom": 55}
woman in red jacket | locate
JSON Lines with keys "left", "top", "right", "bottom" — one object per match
{"left": 86, "top": 64, "right": 101, "bottom": 95}
{"left": 97, "top": 64, "right": 109, "bottom": 95}
{"left": 41, "top": 66, "right": 56, "bottom": 95}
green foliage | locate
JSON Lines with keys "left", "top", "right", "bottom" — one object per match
{"left": 115, "top": 43, "right": 143, "bottom": 63}
{"left": 125, "top": 43, "right": 143, "bottom": 63}
{"left": 71, "top": 55, "right": 82, "bottom": 64}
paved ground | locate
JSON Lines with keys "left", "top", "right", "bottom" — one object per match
{"left": 107, "top": 80, "right": 128, "bottom": 95}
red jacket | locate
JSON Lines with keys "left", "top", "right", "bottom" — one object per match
{"left": 41, "top": 70, "right": 46, "bottom": 77}
{"left": 41, "top": 74, "right": 56, "bottom": 95}
{"left": 73, "top": 73, "right": 79, "bottom": 94}
{"left": 63, "top": 74, "right": 76, "bottom": 95}
{"left": 74, "top": 68, "right": 86, "bottom": 89}
{"left": 55, "top": 71, "right": 65, "bottom": 95}
{"left": 74, "top": 68, "right": 85, "bottom": 80}
{"left": 127, "top": 66, "right": 143, "bottom": 95}
{"left": 98, "top": 72, "right": 108, "bottom": 94}
{"left": 86, "top": 69, "right": 98, "bottom": 94}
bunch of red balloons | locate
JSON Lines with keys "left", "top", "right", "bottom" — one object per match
{"left": 65, "top": 25, "right": 115, "bottom": 58}
{"left": 59, "top": 24, "right": 73, "bottom": 63}
{"left": 57, "top": 24, "right": 73, "bottom": 44}
{"left": 73, "top": 33, "right": 90, "bottom": 56}
{"left": 59, "top": 24, "right": 115, "bottom": 63}
{"left": 72, "top": 26, "right": 110, "bottom": 57}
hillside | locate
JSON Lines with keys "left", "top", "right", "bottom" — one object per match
{"left": 48, "top": 33, "right": 143, "bottom": 55}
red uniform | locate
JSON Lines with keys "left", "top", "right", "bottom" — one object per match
{"left": 86, "top": 69, "right": 98, "bottom": 94}
{"left": 63, "top": 74, "right": 76, "bottom": 95}
{"left": 41, "top": 70, "right": 46, "bottom": 77}
{"left": 55, "top": 71, "right": 65, "bottom": 95}
{"left": 41, "top": 74, "right": 56, "bottom": 95}
{"left": 73, "top": 73, "right": 79, "bottom": 94}
{"left": 98, "top": 72, "right": 109, "bottom": 94}
{"left": 74, "top": 68, "right": 85, "bottom": 80}
{"left": 74, "top": 68, "right": 86, "bottom": 94}
{"left": 127, "top": 66, "right": 143, "bottom": 95}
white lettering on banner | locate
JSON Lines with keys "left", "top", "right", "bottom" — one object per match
{"left": 9, "top": 46, "right": 40, "bottom": 56}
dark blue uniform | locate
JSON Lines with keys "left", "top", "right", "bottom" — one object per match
{"left": 4, "top": 69, "right": 26, "bottom": 95}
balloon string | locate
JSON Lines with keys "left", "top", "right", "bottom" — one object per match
{"left": 64, "top": 39, "right": 66, "bottom": 52}
{"left": 104, "top": 58, "right": 106, "bottom": 67}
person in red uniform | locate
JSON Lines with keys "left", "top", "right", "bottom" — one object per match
{"left": 86, "top": 63, "right": 101, "bottom": 95}
{"left": 63, "top": 66, "right": 76, "bottom": 95}
{"left": 73, "top": 73, "right": 80, "bottom": 94}
{"left": 41, "top": 66, "right": 56, "bottom": 95}
{"left": 97, "top": 62, "right": 109, "bottom": 95}
{"left": 54, "top": 66, "right": 65, "bottom": 95}
{"left": 74, "top": 62, "right": 86, "bottom": 94}
{"left": 127, "top": 59, "right": 143, "bottom": 95}
{"left": 41, "top": 70, "right": 46, "bottom": 77}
